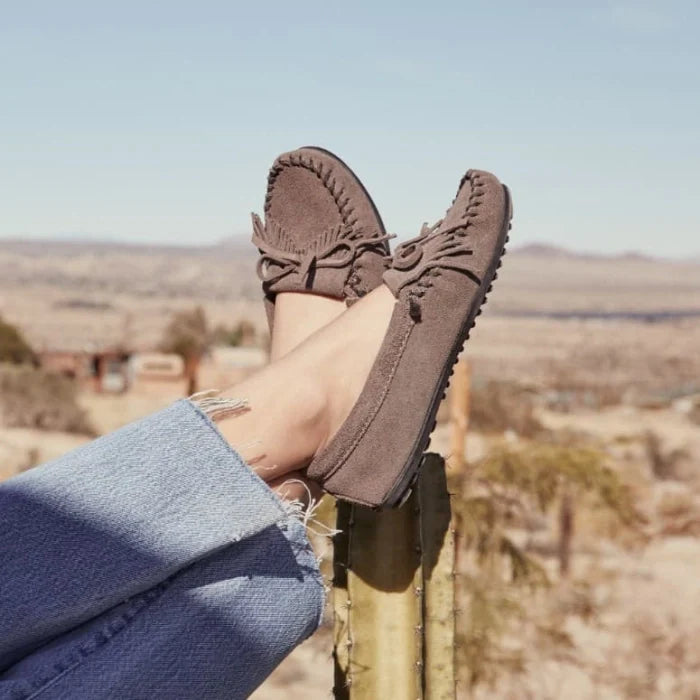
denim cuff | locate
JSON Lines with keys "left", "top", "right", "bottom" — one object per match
{"left": 0, "top": 399, "right": 289, "bottom": 671}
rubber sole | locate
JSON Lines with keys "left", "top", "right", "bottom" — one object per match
{"left": 383, "top": 184, "right": 513, "bottom": 508}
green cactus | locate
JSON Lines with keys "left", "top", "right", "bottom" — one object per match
{"left": 333, "top": 454, "right": 456, "bottom": 699}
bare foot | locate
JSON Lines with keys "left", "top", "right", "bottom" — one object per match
{"left": 214, "top": 284, "right": 395, "bottom": 482}
{"left": 263, "top": 291, "right": 368, "bottom": 504}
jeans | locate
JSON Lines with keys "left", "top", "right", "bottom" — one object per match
{"left": 0, "top": 400, "right": 325, "bottom": 699}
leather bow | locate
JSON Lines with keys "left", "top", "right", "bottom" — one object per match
{"left": 252, "top": 213, "right": 393, "bottom": 287}
{"left": 384, "top": 221, "right": 480, "bottom": 300}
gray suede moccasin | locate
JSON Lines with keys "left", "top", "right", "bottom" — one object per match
{"left": 307, "top": 169, "right": 513, "bottom": 507}
{"left": 252, "top": 147, "right": 392, "bottom": 327}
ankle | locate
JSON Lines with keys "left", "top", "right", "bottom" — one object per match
{"left": 270, "top": 292, "right": 346, "bottom": 361}
{"left": 277, "top": 353, "right": 333, "bottom": 454}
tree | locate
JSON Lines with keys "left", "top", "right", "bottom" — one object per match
{"left": 0, "top": 316, "right": 37, "bottom": 365}
{"left": 474, "top": 442, "right": 642, "bottom": 574}
{"left": 451, "top": 440, "right": 644, "bottom": 689}
{"left": 159, "top": 306, "right": 209, "bottom": 395}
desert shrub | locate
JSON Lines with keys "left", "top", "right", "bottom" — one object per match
{"left": 160, "top": 306, "right": 208, "bottom": 359}
{"left": 0, "top": 317, "right": 37, "bottom": 365}
{"left": 455, "top": 481, "right": 549, "bottom": 689}
{"left": 453, "top": 440, "right": 642, "bottom": 690}
{"left": 475, "top": 443, "right": 641, "bottom": 526}
{"left": 159, "top": 306, "right": 209, "bottom": 394}
{"left": 545, "top": 361, "right": 626, "bottom": 410}
{"left": 458, "top": 576, "right": 529, "bottom": 689}
{"left": 211, "top": 319, "right": 257, "bottom": 348}
{"left": 0, "top": 365, "right": 95, "bottom": 435}
{"left": 644, "top": 430, "right": 688, "bottom": 480}
{"left": 656, "top": 487, "right": 694, "bottom": 520}
{"left": 470, "top": 380, "right": 542, "bottom": 437}
{"left": 654, "top": 483, "right": 700, "bottom": 536}
{"left": 18, "top": 447, "right": 40, "bottom": 472}
{"left": 689, "top": 405, "right": 700, "bottom": 426}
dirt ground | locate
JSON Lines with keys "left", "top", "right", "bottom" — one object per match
{"left": 3, "top": 242, "right": 700, "bottom": 697}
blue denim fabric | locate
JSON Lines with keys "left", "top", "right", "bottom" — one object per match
{"left": 0, "top": 400, "right": 324, "bottom": 699}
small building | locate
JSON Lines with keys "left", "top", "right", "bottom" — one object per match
{"left": 37, "top": 345, "right": 267, "bottom": 397}
{"left": 129, "top": 352, "right": 187, "bottom": 396}
{"left": 39, "top": 350, "right": 131, "bottom": 393}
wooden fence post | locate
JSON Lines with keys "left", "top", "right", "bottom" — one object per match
{"left": 448, "top": 359, "right": 470, "bottom": 476}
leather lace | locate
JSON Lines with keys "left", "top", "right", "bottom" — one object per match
{"left": 252, "top": 213, "right": 393, "bottom": 287}
{"left": 387, "top": 221, "right": 480, "bottom": 296}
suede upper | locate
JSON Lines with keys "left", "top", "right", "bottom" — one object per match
{"left": 307, "top": 169, "right": 512, "bottom": 507}
{"left": 252, "top": 147, "right": 391, "bottom": 326}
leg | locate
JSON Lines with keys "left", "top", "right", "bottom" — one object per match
{"left": 0, "top": 400, "right": 299, "bottom": 672}
{"left": 269, "top": 292, "right": 345, "bottom": 361}
{"left": 261, "top": 290, "right": 349, "bottom": 501}
{"left": 216, "top": 284, "right": 395, "bottom": 481}
{"left": 1, "top": 283, "right": 395, "bottom": 688}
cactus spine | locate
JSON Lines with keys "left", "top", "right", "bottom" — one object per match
{"left": 333, "top": 454, "right": 456, "bottom": 699}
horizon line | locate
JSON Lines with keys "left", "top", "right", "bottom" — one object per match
{"left": 0, "top": 234, "right": 698, "bottom": 263}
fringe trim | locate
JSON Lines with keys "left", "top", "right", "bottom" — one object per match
{"left": 190, "top": 390, "right": 338, "bottom": 562}
{"left": 280, "top": 480, "right": 340, "bottom": 591}
{"left": 189, "top": 389, "right": 249, "bottom": 421}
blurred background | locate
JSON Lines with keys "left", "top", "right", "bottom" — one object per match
{"left": 2, "top": 1, "right": 700, "bottom": 697}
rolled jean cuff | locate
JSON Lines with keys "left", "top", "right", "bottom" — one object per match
{"left": 0, "top": 399, "right": 301, "bottom": 670}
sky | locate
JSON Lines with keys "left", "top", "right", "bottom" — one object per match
{"left": 1, "top": 1, "right": 698, "bottom": 257}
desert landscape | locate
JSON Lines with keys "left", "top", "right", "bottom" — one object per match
{"left": 2, "top": 239, "right": 700, "bottom": 698}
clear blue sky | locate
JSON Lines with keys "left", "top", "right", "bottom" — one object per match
{"left": 1, "top": 1, "right": 698, "bottom": 256}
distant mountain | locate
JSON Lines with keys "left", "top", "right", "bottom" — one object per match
{"left": 1, "top": 236, "right": 696, "bottom": 265}
{"left": 213, "top": 235, "right": 255, "bottom": 254}
{"left": 510, "top": 242, "right": 685, "bottom": 264}
{"left": 510, "top": 243, "right": 574, "bottom": 258}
